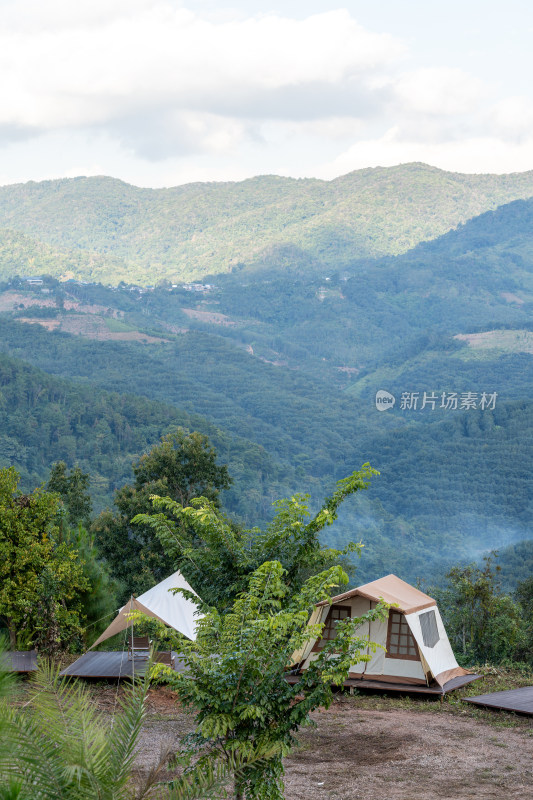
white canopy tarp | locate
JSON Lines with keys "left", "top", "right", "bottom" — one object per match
{"left": 90, "top": 570, "right": 201, "bottom": 649}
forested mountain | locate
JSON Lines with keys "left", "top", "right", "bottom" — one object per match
{"left": 0, "top": 229, "right": 125, "bottom": 283}
{"left": 206, "top": 195, "right": 533, "bottom": 374}
{"left": 0, "top": 350, "right": 289, "bottom": 521}
{"left": 0, "top": 314, "right": 530, "bottom": 585}
{"left": 0, "top": 168, "right": 531, "bottom": 586}
{"left": 2, "top": 163, "right": 533, "bottom": 283}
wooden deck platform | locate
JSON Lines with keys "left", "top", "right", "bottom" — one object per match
{"left": 60, "top": 651, "right": 186, "bottom": 679}
{"left": 0, "top": 650, "right": 38, "bottom": 673}
{"left": 285, "top": 672, "right": 481, "bottom": 695}
{"left": 463, "top": 686, "right": 533, "bottom": 716}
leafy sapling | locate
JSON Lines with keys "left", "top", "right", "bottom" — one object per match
{"left": 147, "top": 560, "right": 388, "bottom": 800}
{"left": 133, "top": 464, "right": 379, "bottom": 609}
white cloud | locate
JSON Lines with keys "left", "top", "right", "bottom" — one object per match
{"left": 2, "top": 0, "right": 158, "bottom": 32}
{"left": 490, "top": 95, "right": 533, "bottom": 140}
{"left": 0, "top": 3, "right": 403, "bottom": 145}
{"left": 393, "top": 67, "right": 486, "bottom": 117}
{"left": 1, "top": 1, "right": 533, "bottom": 181}
{"left": 320, "top": 128, "right": 533, "bottom": 176}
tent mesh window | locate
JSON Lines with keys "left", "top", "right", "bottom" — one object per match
{"left": 386, "top": 611, "right": 419, "bottom": 660}
{"left": 419, "top": 609, "right": 440, "bottom": 648}
{"left": 314, "top": 605, "right": 351, "bottom": 650}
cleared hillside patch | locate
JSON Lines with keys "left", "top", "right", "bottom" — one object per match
{"left": 455, "top": 330, "right": 533, "bottom": 354}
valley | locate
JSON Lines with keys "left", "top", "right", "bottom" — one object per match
{"left": 0, "top": 168, "right": 531, "bottom": 586}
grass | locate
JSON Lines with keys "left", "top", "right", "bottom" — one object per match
{"left": 454, "top": 330, "right": 533, "bottom": 354}
{"left": 104, "top": 317, "right": 138, "bottom": 333}
{"left": 335, "top": 665, "right": 533, "bottom": 731}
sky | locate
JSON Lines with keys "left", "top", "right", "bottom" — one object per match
{"left": 1, "top": 0, "right": 533, "bottom": 187}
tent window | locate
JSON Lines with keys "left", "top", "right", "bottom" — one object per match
{"left": 386, "top": 611, "right": 419, "bottom": 661}
{"left": 314, "top": 605, "right": 351, "bottom": 650}
{"left": 419, "top": 609, "right": 439, "bottom": 648}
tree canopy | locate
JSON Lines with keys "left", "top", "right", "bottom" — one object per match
{"left": 93, "top": 429, "right": 231, "bottom": 600}
{"left": 0, "top": 467, "right": 89, "bottom": 653}
{"left": 133, "top": 465, "right": 377, "bottom": 609}
{"left": 46, "top": 461, "right": 92, "bottom": 527}
{"left": 434, "top": 554, "right": 532, "bottom": 666}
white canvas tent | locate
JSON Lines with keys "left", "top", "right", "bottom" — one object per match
{"left": 293, "top": 574, "right": 474, "bottom": 691}
{"left": 90, "top": 569, "right": 201, "bottom": 649}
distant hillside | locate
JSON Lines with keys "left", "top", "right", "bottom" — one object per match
{"left": 0, "top": 350, "right": 288, "bottom": 521}
{"left": 0, "top": 316, "right": 530, "bottom": 584}
{"left": 2, "top": 163, "right": 533, "bottom": 284}
{"left": 0, "top": 228, "right": 129, "bottom": 284}
{"left": 496, "top": 540, "right": 533, "bottom": 591}
{"left": 0, "top": 181, "right": 531, "bottom": 585}
{"left": 200, "top": 195, "right": 533, "bottom": 375}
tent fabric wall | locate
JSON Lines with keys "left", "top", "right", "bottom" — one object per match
{"left": 301, "top": 595, "right": 426, "bottom": 682}
{"left": 89, "top": 570, "right": 201, "bottom": 649}
{"left": 347, "top": 597, "right": 388, "bottom": 676}
{"left": 405, "top": 607, "right": 470, "bottom": 686}
{"left": 296, "top": 574, "right": 468, "bottom": 687}
{"left": 405, "top": 607, "right": 462, "bottom": 683}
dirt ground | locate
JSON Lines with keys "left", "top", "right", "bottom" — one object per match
{"left": 283, "top": 701, "right": 533, "bottom": 800}
{"left": 90, "top": 684, "right": 533, "bottom": 799}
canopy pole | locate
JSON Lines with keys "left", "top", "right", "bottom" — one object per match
{"left": 130, "top": 596, "right": 134, "bottom": 687}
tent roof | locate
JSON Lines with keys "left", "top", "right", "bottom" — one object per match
{"left": 316, "top": 573, "right": 436, "bottom": 615}
{"left": 90, "top": 569, "right": 201, "bottom": 649}
{"left": 134, "top": 570, "right": 200, "bottom": 638}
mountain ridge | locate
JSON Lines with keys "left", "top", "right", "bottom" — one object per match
{"left": 2, "top": 163, "right": 533, "bottom": 284}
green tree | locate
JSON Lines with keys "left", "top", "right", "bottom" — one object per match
{"left": 47, "top": 465, "right": 119, "bottom": 646}
{"left": 47, "top": 462, "right": 93, "bottom": 527}
{"left": 515, "top": 577, "right": 533, "bottom": 664}
{"left": 129, "top": 467, "right": 381, "bottom": 798}
{"left": 436, "top": 554, "right": 526, "bottom": 665}
{"left": 516, "top": 576, "right": 533, "bottom": 620}
{"left": 0, "top": 467, "right": 89, "bottom": 653}
{"left": 133, "top": 465, "right": 377, "bottom": 609}
{"left": 0, "top": 639, "right": 299, "bottom": 800}
{"left": 92, "top": 429, "right": 231, "bottom": 599}
{"left": 148, "top": 560, "right": 387, "bottom": 800}
{"left": 67, "top": 524, "right": 120, "bottom": 645}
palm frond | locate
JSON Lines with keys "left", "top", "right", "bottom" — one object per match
{"left": 95, "top": 674, "right": 149, "bottom": 798}
{"left": 165, "top": 744, "right": 282, "bottom": 800}
{"left": 0, "top": 654, "right": 149, "bottom": 800}
{"left": 0, "top": 703, "right": 69, "bottom": 799}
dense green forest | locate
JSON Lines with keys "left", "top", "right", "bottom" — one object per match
{"left": 0, "top": 228, "right": 127, "bottom": 283}
{"left": 203, "top": 196, "right": 533, "bottom": 376}
{"left": 0, "top": 351, "right": 289, "bottom": 522}
{"left": 2, "top": 163, "right": 533, "bottom": 283}
{"left": 0, "top": 316, "right": 530, "bottom": 585}
{"left": 0, "top": 172, "right": 530, "bottom": 587}
{"left": 494, "top": 540, "right": 533, "bottom": 591}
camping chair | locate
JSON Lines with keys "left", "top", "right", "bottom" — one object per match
{"left": 153, "top": 650, "right": 175, "bottom": 669}
{"left": 128, "top": 635, "right": 151, "bottom": 660}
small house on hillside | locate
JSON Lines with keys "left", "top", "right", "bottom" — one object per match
{"left": 292, "top": 574, "right": 480, "bottom": 694}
